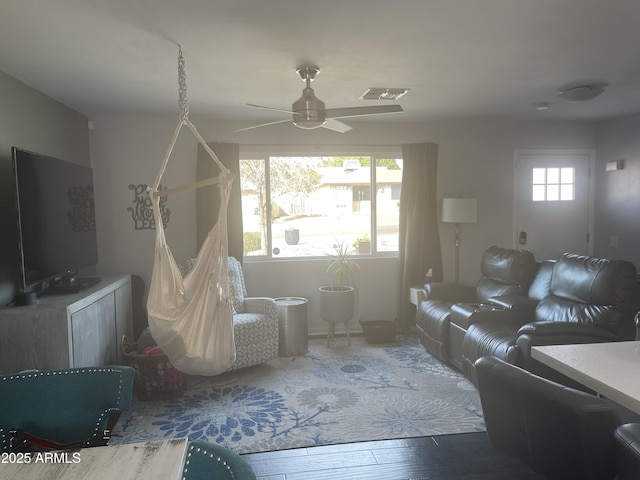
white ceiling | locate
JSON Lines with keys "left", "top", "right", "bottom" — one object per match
{"left": 3, "top": 0, "right": 640, "bottom": 125}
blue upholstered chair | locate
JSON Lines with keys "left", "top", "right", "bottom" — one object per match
{"left": 182, "top": 256, "right": 279, "bottom": 372}
{"left": 0, "top": 366, "right": 135, "bottom": 451}
{"left": 182, "top": 440, "right": 257, "bottom": 480}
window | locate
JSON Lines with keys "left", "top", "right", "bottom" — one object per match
{"left": 532, "top": 167, "right": 575, "bottom": 201}
{"left": 239, "top": 150, "right": 403, "bottom": 259}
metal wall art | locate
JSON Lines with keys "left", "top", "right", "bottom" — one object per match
{"left": 128, "top": 183, "right": 171, "bottom": 230}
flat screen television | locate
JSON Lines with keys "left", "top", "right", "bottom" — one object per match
{"left": 12, "top": 147, "right": 99, "bottom": 294}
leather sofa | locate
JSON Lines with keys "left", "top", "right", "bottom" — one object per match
{"left": 461, "top": 253, "right": 638, "bottom": 385}
{"left": 415, "top": 245, "right": 537, "bottom": 365}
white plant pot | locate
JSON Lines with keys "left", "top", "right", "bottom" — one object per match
{"left": 319, "top": 286, "right": 356, "bottom": 324}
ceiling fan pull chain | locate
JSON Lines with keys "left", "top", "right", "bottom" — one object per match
{"left": 178, "top": 45, "right": 189, "bottom": 123}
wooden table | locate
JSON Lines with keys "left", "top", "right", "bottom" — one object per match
{"left": 0, "top": 438, "right": 188, "bottom": 480}
{"left": 531, "top": 341, "right": 640, "bottom": 415}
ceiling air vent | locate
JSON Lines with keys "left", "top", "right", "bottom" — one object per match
{"left": 359, "top": 88, "right": 409, "bottom": 100}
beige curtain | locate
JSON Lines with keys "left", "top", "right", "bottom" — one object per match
{"left": 197, "top": 142, "right": 243, "bottom": 261}
{"left": 397, "top": 142, "right": 442, "bottom": 331}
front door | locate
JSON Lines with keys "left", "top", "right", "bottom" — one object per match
{"left": 515, "top": 151, "right": 592, "bottom": 261}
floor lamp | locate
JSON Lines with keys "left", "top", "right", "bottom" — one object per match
{"left": 441, "top": 198, "right": 477, "bottom": 283}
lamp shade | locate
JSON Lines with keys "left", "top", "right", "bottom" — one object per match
{"left": 441, "top": 198, "right": 477, "bottom": 223}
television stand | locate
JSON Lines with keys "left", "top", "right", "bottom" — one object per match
{"left": 0, "top": 274, "right": 133, "bottom": 373}
{"left": 42, "top": 276, "right": 101, "bottom": 295}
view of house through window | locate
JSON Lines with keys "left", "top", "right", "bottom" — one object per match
{"left": 532, "top": 167, "right": 575, "bottom": 201}
{"left": 239, "top": 154, "right": 403, "bottom": 258}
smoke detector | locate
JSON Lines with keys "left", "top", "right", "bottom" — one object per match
{"left": 359, "top": 88, "right": 409, "bottom": 100}
{"left": 556, "top": 82, "right": 607, "bottom": 102}
{"left": 532, "top": 101, "right": 550, "bottom": 111}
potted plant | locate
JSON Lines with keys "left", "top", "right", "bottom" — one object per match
{"left": 352, "top": 234, "right": 371, "bottom": 254}
{"left": 319, "top": 241, "right": 359, "bottom": 335}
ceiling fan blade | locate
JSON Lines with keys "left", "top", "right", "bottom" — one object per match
{"left": 233, "top": 119, "right": 292, "bottom": 133}
{"left": 322, "top": 119, "right": 352, "bottom": 133}
{"left": 325, "top": 105, "right": 403, "bottom": 119}
{"left": 246, "top": 103, "right": 295, "bottom": 115}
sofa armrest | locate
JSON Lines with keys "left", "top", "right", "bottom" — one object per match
{"left": 517, "top": 321, "right": 620, "bottom": 341}
{"left": 451, "top": 303, "right": 535, "bottom": 329}
{"left": 424, "top": 282, "right": 476, "bottom": 303}
{"left": 516, "top": 321, "right": 619, "bottom": 365}
{"left": 244, "top": 297, "right": 278, "bottom": 319}
{"left": 488, "top": 295, "right": 539, "bottom": 311}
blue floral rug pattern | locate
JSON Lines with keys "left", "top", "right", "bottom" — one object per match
{"left": 111, "top": 335, "right": 484, "bottom": 454}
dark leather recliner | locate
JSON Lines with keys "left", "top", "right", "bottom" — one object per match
{"left": 462, "top": 253, "right": 638, "bottom": 385}
{"left": 615, "top": 423, "right": 640, "bottom": 480}
{"left": 449, "top": 260, "right": 554, "bottom": 372}
{"left": 476, "top": 356, "right": 621, "bottom": 480}
{"left": 415, "top": 246, "right": 537, "bottom": 364}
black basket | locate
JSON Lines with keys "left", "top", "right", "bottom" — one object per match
{"left": 121, "top": 336, "right": 185, "bottom": 401}
{"left": 359, "top": 320, "right": 397, "bottom": 344}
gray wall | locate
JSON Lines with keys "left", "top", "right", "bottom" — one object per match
{"left": 89, "top": 113, "right": 596, "bottom": 334}
{"left": 594, "top": 112, "right": 640, "bottom": 267}
{"left": 0, "top": 72, "right": 90, "bottom": 306}
{"left": 7, "top": 70, "right": 639, "bottom": 334}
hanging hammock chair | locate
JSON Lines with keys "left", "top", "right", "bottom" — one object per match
{"left": 146, "top": 46, "right": 236, "bottom": 376}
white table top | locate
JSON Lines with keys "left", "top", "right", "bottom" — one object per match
{"left": 531, "top": 341, "right": 640, "bottom": 414}
{"left": 0, "top": 438, "right": 188, "bottom": 480}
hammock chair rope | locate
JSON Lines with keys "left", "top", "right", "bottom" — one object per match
{"left": 145, "top": 45, "right": 236, "bottom": 376}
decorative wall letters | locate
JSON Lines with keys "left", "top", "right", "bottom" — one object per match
{"left": 128, "top": 184, "right": 171, "bottom": 230}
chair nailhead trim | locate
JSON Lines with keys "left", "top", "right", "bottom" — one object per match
{"left": 182, "top": 444, "right": 236, "bottom": 480}
{"left": 1, "top": 367, "right": 127, "bottom": 449}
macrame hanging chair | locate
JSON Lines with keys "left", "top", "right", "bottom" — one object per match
{"left": 146, "top": 46, "right": 236, "bottom": 376}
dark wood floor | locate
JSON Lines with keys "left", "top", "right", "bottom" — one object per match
{"left": 242, "top": 432, "right": 546, "bottom": 480}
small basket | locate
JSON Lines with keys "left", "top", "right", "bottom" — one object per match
{"left": 359, "top": 319, "right": 397, "bottom": 344}
{"left": 121, "top": 336, "right": 185, "bottom": 401}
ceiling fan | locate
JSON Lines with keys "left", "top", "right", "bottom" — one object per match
{"left": 234, "top": 66, "right": 404, "bottom": 133}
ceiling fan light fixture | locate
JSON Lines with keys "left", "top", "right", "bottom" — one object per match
{"left": 292, "top": 87, "right": 326, "bottom": 128}
{"left": 238, "top": 64, "right": 405, "bottom": 133}
{"left": 292, "top": 119, "right": 325, "bottom": 129}
{"left": 359, "top": 88, "right": 409, "bottom": 100}
{"left": 556, "top": 83, "right": 607, "bottom": 102}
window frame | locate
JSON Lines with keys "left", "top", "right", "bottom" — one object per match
{"left": 239, "top": 145, "right": 402, "bottom": 262}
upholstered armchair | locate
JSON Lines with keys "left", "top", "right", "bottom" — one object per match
{"left": 476, "top": 356, "right": 621, "bottom": 480}
{"left": 1, "top": 366, "right": 134, "bottom": 451}
{"left": 182, "top": 256, "right": 279, "bottom": 372}
{"left": 615, "top": 423, "right": 640, "bottom": 480}
{"left": 226, "top": 256, "right": 279, "bottom": 371}
{"left": 182, "top": 439, "right": 257, "bottom": 479}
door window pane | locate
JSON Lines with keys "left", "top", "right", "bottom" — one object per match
{"left": 531, "top": 167, "right": 575, "bottom": 202}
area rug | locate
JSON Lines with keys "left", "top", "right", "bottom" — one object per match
{"left": 110, "top": 335, "right": 485, "bottom": 454}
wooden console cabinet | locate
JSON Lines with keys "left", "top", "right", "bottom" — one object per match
{"left": 0, "top": 274, "right": 133, "bottom": 373}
